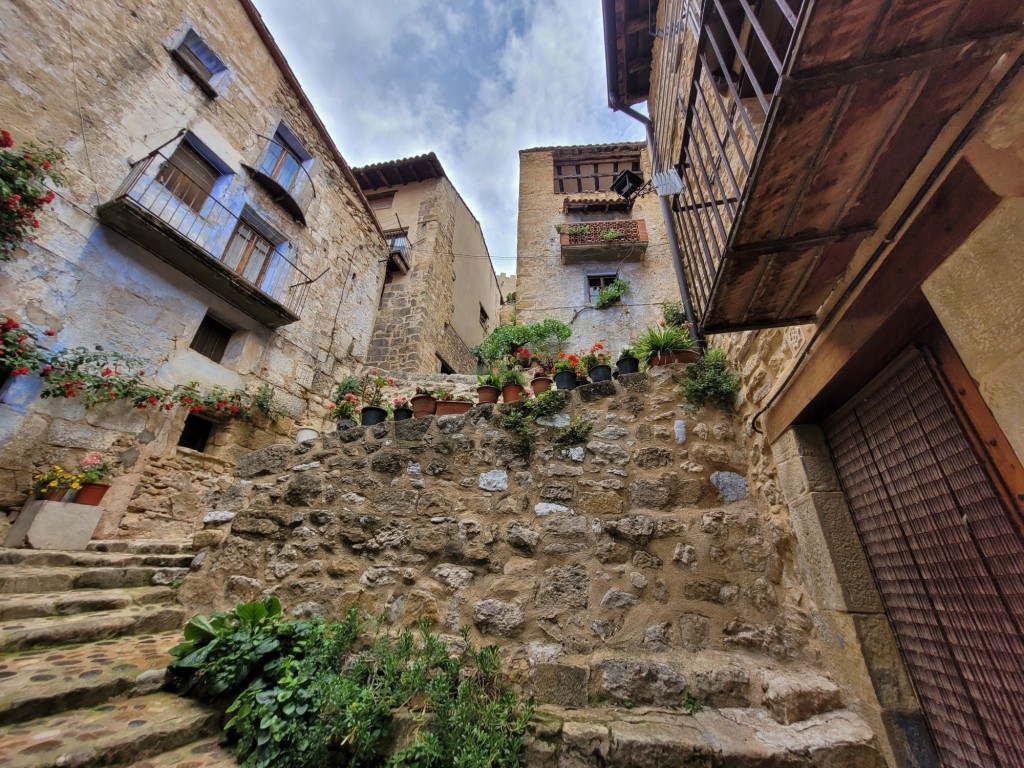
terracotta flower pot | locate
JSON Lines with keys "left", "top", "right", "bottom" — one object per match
{"left": 502, "top": 384, "right": 524, "bottom": 403}
{"left": 648, "top": 350, "right": 699, "bottom": 367}
{"left": 436, "top": 400, "right": 473, "bottom": 416}
{"left": 410, "top": 394, "right": 436, "bottom": 418}
{"left": 477, "top": 385, "right": 500, "bottom": 404}
{"left": 74, "top": 482, "right": 110, "bottom": 506}
{"left": 360, "top": 406, "right": 388, "bottom": 426}
{"left": 531, "top": 376, "right": 553, "bottom": 395}
{"left": 616, "top": 356, "right": 640, "bottom": 375}
{"left": 588, "top": 364, "right": 612, "bottom": 383}
{"left": 393, "top": 407, "right": 413, "bottom": 421}
{"left": 40, "top": 487, "right": 68, "bottom": 502}
{"left": 554, "top": 371, "right": 577, "bottom": 391}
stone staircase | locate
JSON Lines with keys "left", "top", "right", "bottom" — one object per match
{"left": 0, "top": 541, "right": 234, "bottom": 768}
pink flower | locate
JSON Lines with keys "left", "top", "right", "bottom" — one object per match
{"left": 82, "top": 452, "right": 103, "bottom": 468}
{"left": 386, "top": 377, "right": 395, "bottom": 385}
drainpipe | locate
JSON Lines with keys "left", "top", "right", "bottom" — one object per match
{"left": 602, "top": 4, "right": 702, "bottom": 350}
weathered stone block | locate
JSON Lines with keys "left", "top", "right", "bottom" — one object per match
{"left": 370, "top": 450, "right": 405, "bottom": 474}
{"left": 473, "top": 599, "right": 524, "bottom": 636}
{"left": 587, "top": 441, "right": 630, "bottom": 465}
{"left": 678, "top": 613, "right": 710, "bottom": 651}
{"left": 762, "top": 670, "right": 842, "bottom": 724}
{"left": 604, "top": 515, "right": 654, "bottom": 545}
{"left": 578, "top": 491, "right": 623, "bottom": 515}
{"left": 507, "top": 521, "right": 539, "bottom": 553}
{"left": 535, "top": 502, "right": 572, "bottom": 516}
{"left": 633, "top": 447, "right": 672, "bottom": 468}
{"left": 592, "top": 660, "right": 687, "bottom": 706}
{"left": 710, "top": 471, "right": 747, "bottom": 502}
{"left": 534, "top": 663, "right": 589, "bottom": 707}
{"left": 536, "top": 563, "right": 589, "bottom": 608}
{"left": 600, "top": 588, "right": 640, "bottom": 609}
{"left": 234, "top": 444, "right": 294, "bottom": 478}
{"left": 540, "top": 482, "right": 574, "bottom": 501}
{"left": 577, "top": 381, "right": 616, "bottom": 401}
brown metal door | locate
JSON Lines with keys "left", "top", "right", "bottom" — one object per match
{"left": 825, "top": 347, "right": 1024, "bottom": 768}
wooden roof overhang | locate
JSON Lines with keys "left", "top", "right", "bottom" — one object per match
{"left": 353, "top": 153, "right": 446, "bottom": 191}
{"left": 703, "top": 0, "right": 1024, "bottom": 332}
{"left": 604, "top": 0, "right": 657, "bottom": 106}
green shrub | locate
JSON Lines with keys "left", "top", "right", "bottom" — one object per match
{"left": 681, "top": 348, "right": 740, "bottom": 411}
{"left": 662, "top": 301, "right": 687, "bottom": 327}
{"left": 681, "top": 690, "right": 704, "bottom": 714}
{"left": 501, "top": 390, "right": 569, "bottom": 437}
{"left": 475, "top": 319, "right": 572, "bottom": 365}
{"left": 631, "top": 325, "right": 694, "bottom": 369}
{"left": 594, "top": 278, "right": 629, "bottom": 309}
{"left": 553, "top": 416, "right": 592, "bottom": 447}
{"left": 598, "top": 229, "right": 622, "bottom": 242}
{"left": 333, "top": 375, "right": 361, "bottom": 401}
{"left": 169, "top": 602, "right": 534, "bottom": 768}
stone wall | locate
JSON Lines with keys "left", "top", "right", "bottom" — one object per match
{"left": 0, "top": 0, "right": 386, "bottom": 511}
{"left": 177, "top": 365, "right": 878, "bottom": 722}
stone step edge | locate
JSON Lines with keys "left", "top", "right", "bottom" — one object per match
{"left": 0, "top": 586, "right": 177, "bottom": 621}
{"left": 0, "top": 604, "right": 186, "bottom": 652}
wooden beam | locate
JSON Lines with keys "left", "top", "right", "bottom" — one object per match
{"left": 764, "top": 159, "right": 1001, "bottom": 442}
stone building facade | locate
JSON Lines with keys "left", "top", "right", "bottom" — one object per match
{"left": 514, "top": 143, "right": 679, "bottom": 357}
{"left": 355, "top": 154, "right": 502, "bottom": 375}
{"left": 0, "top": 0, "right": 387, "bottom": 537}
{"left": 605, "top": 0, "right": 1024, "bottom": 765}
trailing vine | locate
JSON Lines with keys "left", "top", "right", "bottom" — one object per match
{"left": 0, "top": 129, "right": 64, "bottom": 260}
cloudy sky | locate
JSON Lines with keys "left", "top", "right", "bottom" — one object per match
{"left": 251, "top": 0, "right": 644, "bottom": 275}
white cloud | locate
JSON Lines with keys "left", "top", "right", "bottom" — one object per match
{"left": 252, "top": 0, "right": 644, "bottom": 274}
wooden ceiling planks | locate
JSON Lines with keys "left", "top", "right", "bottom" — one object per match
{"left": 700, "top": 0, "right": 1021, "bottom": 332}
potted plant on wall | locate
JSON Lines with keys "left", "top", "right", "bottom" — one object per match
{"left": 552, "top": 352, "right": 580, "bottom": 391}
{"left": 633, "top": 323, "right": 697, "bottom": 368}
{"left": 476, "top": 371, "right": 502, "bottom": 404}
{"left": 411, "top": 387, "right": 437, "bottom": 418}
{"left": 359, "top": 369, "right": 394, "bottom": 426}
{"left": 616, "top": 345, "right": 640, "bottom": 375}
{"left": 329, "top": 393, "right": 359, "bottom": 429}
{"left": 392, "top": 396, "right": 413, "bottom": 421}
{"left": 581, "top": 342, "right": 612, "bottom": 382}
{"left": 32, "top": 465, "right": 82, "bottom": 502}
{"left": 435, "top": 389, "right": 473, "bottom": 416}
{"left": 500, "top": 369, "right": 526, "bottom": 403}
{"left": 74, "top": 451, "right": 112, "bottom": 506}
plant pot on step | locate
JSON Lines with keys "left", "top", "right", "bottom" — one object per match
{"left": 588, "top": 364, "right": 612, "bottom": 383}
{"left": 74, "top": 482, "right": 110, "bottom": 506}
{"left": 436, "top": 400, "right": 473, "bottom": 416}
{"left": 39, "top": 487, "right": 69, "bottom": 502}
{"left": 531, "top": 376, "right": 553, "bottom": 395}
{"left": 501, "top": 384, "right": 524, "bottom": 403}
{"left": 616, "top": 356, "right": 640, "bottom": 375}
{"left": 335, "top": 418, "right": 357, "bottom": 431}
{"left": 360, "top": 406, "right": 388, "bottom": 426}
{"left": 477, "top": 385, "right": 500, "bottom": 404}
{"left": 393, "top": 407, "right": 413, "bottom": 421}
{"left": 554, "top": 371, "right": 577, "bottom": 391}
{"left": 648, "top": 350, "right": 699, "bottom": 367}
{"left": 410, "top": 394, "right": 437, "bottom": 418}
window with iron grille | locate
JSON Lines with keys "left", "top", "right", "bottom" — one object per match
{"left": 189, "top": 314, "right": 233, "bottom": 363}
{"left": 587, "top": 274, "right": 618, "bottom": 304}
{"left": 157, "top": 140, "right": 219, "bottom": 213}
{"left": 171, "top": 28, "right": 228, "bottom": 97}
{"left": 553, "top": 150, "right": 641, "bottom": 194}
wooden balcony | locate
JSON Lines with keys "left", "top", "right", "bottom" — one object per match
{"left": 667, "top": 0, "right": 1023, "bottom": 332}
{"left": 559, "top": 219, "right": 648, "bottom": 264}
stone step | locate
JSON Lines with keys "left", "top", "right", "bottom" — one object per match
{"left": 127, "top": 739, "right": 236, "bottom": 768}
{"left": 0, "top": 693, "right": 220, "bottom": 768}
{"left": 0, "top": 604, "right": 186, "bottom": 652}
{"left": 0, "top": 632, "right": 180, "bottom": 726}
{"left": 529, "top": 704, "right": 885, "bottom": 767}
{"left": 0, "top": 586, "right": 176, "bottom": 621}
{"left": 0, "top": 549, "right": 194, "bottom": 569}
{"left": 0, "top": 565, "right": 187, "bottom": 594}
{"left": 88, "top": 540, "right": 195, "bottom": 555}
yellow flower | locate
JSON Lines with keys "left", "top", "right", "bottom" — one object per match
{"left": 71, "top": 482, "right": 81, "bottom": 489}
{"left": 48, "top": 480, "right": 58, "bottom": 487}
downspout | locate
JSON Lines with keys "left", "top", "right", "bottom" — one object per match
{"left": 602, "top": 3, "right": 702, "bottom": 350}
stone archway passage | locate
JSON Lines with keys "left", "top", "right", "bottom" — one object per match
{"left": 825, "top": 347, "right": 1024, "bottom": 768}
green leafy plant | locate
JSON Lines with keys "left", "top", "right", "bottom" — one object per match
{"left": 617, "top": 346, "right": 637, "bottom": 360}
{"left": 476, "top": 371, "right": 502, "bottom": 388}
{"left": 170, "top": 603, "right": 534, "bottom": 768}
{"left": 499, "top": 368, "right": 525, "bottom": 387}
{"left": 501, "top": 390, "right": 569, "bottom": 437}
{"left": 252, "top": 383, "right": 276, "bottom": 416}
{"left": 565, "top": 224, "right": 589, "bottom": 236}
{"left": 631, "top": 325, "right": 694, "bottom": 368}
{"left": 553, "top": 416, "right": 592, "bottom": 447}
{"left": 681, "top": 348, "right": 740, "bottom": 412}
{"left": 1, "top": 129, "right": 65, "bottom": 260}
{"left": 681, "top": 690, "right": 704, "bottom": 714}
{"left": 594, "top": 278, "right": 629, "bottom": 309}
{"left": 553, "top": 224, "right": 563, "bottom": 234}
{"left": 598, "top": 229, "right": 623, "bottom": 242}
{"left": 475, "top": 319, "right": 572, "bottom": 366}
{"left": 662, "top": 300, "right": 687, "bottom": 327}
{"left": 505, "top": 291, "right": 516, "bottom": 304}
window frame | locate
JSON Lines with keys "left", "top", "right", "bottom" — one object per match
{"left": 586, "top": 273, "right": 619, "bottom": 305}
{"left": 189, "top": 313, "right": 233, "bottom": 364}
{"left": 178, "top": 412, "right": 215, "bottom": 452}
{"left": 170, "top": 28, "right": 229, "bottom": 98}
{"left": 158, "top": 140, "right": 220, "bottom": 213}
{"left": 368, "top": 192, "right": 395, "bottom": 210}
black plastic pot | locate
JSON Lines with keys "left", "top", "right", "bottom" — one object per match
{"left": 616, "top": 356, "right": 640, "bottom": 375}
{"left": 588, "top": 364, "right": 612, "bottom": 383}
{"left": 554, "top": 370, "right": 578, "bottom": 391}
{"left": 360, "top": 406, "right": 388, "bottom": 426}
{"left": 393, "top": 407, "right": 413, "bottom": 421}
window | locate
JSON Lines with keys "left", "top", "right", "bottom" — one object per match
{"left": 553, "top": 148, "right": 641, "bottom": 194}
{"left": 258, "top": 123, "right": 310, "bottom": 192}
{"left": 190, "top": 313, "right": 233, "bottom": 363}
{"left": 437, "top": 354, "right": 455, "bottom": 375}
{"left": 368, "top": 192, "right": 394, "bottom": 210}
{"left": 171, "top": 29, "right": 227, "bottom": 97}
{"left": 479, "top": 303, "right": 489, "bottom": 327}
{"left": 158, "top": 140, "right": 219, "bottom": 212}
{"left": 222, "top": 208, "right": 288, "bottom": 291}
{"left": 587, "top": 274, "right": 618, "bottom": 304}
{"left": 178, "top": 413, "right": 214, "bottom": 452}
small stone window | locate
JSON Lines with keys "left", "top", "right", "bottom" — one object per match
{"left": 587, "top": 274, "right": 618, "bottom": 304}
{"left": 171, "top": 28, "right": 228, "bottom": 97}
{"left": 178, "top": 413, "right": 214, "bottom": 452}
{"left": 189, "top": 313, "right": 233, "bottom": 363}
{"left": 437, "top": 354, "right": 455, "bottom": 375}
{"left": 367, "top": 192, "right": 394, "bottom": 210}
{"left": 479, "top": 303, "right": 489, "bottom": 328}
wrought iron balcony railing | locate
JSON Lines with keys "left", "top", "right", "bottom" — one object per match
{"left": 96, "top": 148, "right": 312, "bottom": 327}
{"left": 559, "top": 219, "right": 648, "bottom": 264}
{"left": 244, "top": 135, "right": 316, "bottom": 224}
